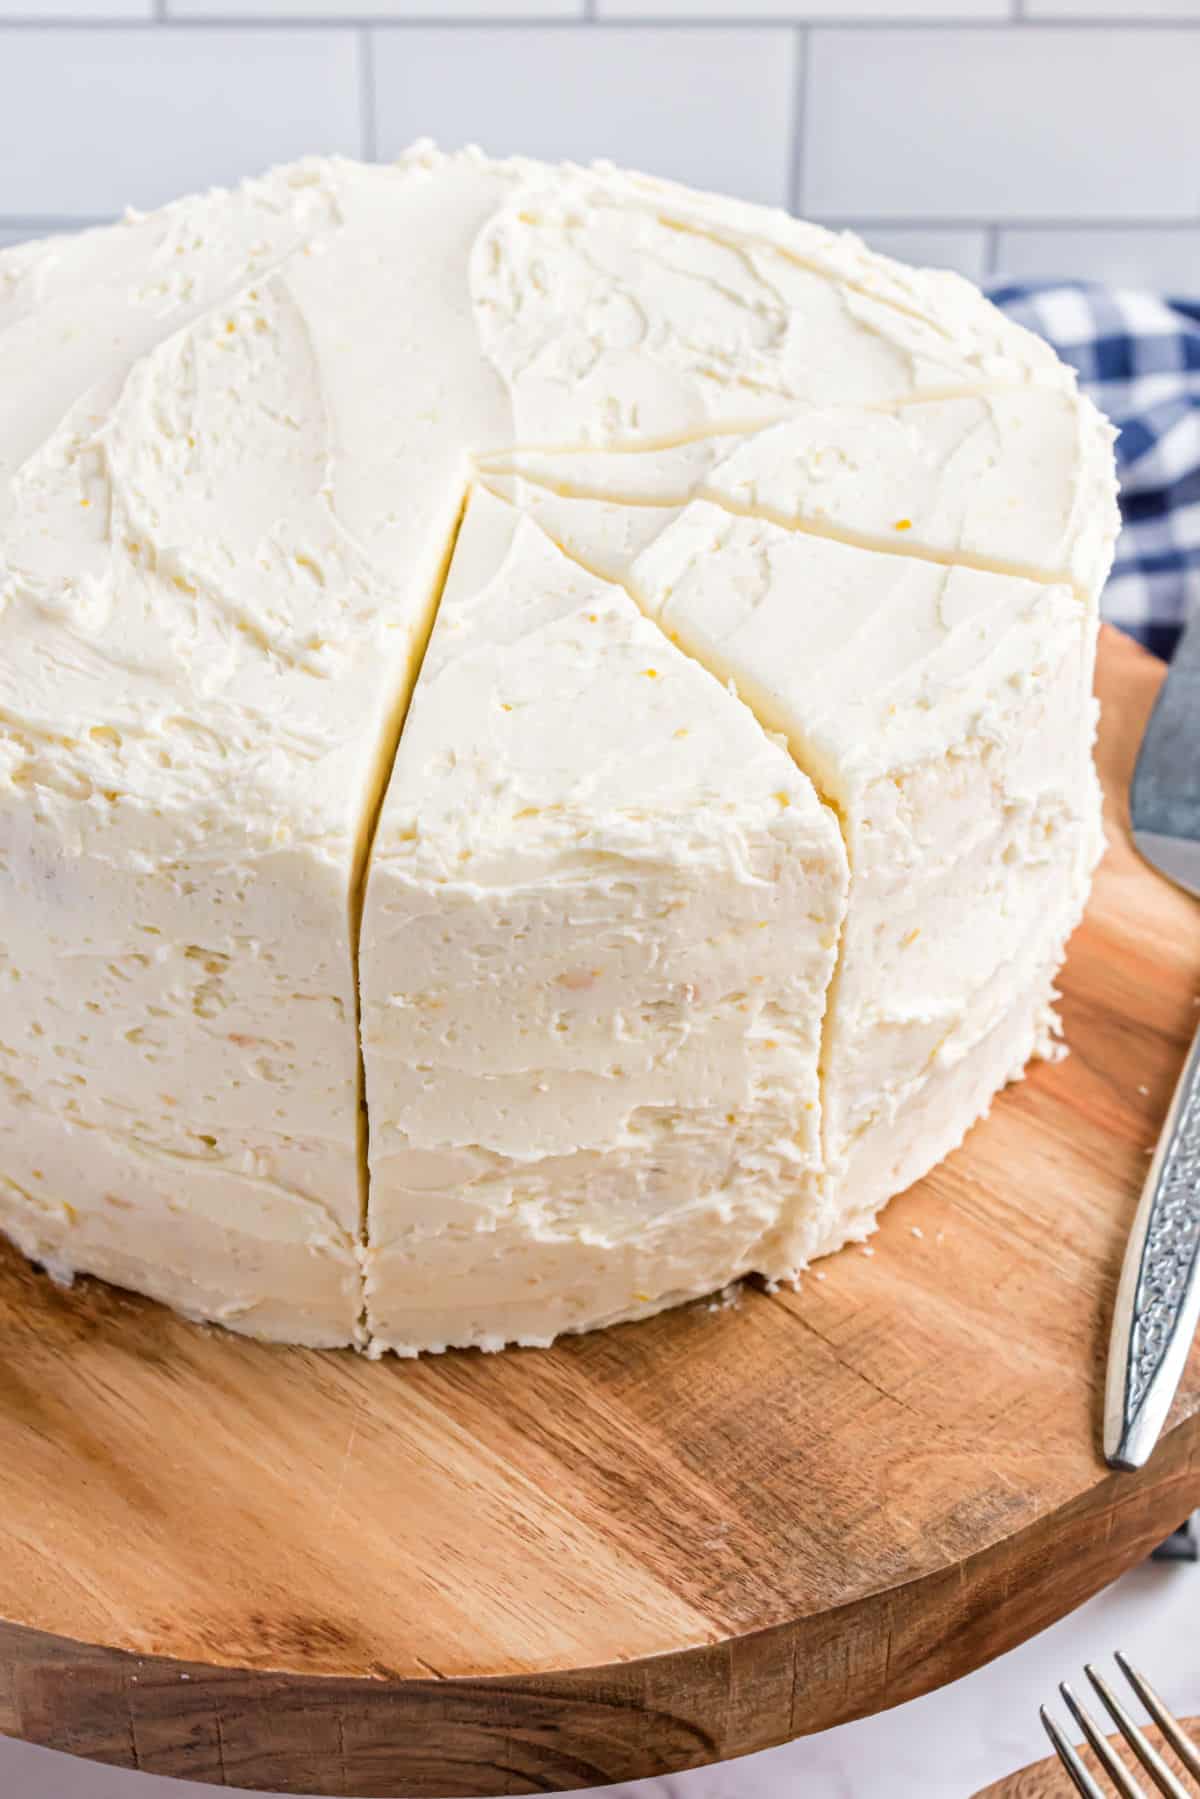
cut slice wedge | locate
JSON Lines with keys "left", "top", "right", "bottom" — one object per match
{"left": 359, "top": 488, "right": 849, "bottom": 1354}
{"left": 630, "top": 508, "right": 1101, "bottom": 1249}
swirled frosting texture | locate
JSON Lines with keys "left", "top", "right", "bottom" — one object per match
{"left": 0, "top": 144, "right": 1118, "bottom": 1350}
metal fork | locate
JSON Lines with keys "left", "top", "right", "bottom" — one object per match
{"left": 1041, "top": 1653, "right": 1200, "bottom": 1796}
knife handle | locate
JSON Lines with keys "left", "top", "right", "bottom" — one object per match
{"left": 1105, "top": 1017, "right": 1200, "bottom": 1470}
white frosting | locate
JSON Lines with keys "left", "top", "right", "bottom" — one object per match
{"left": 361, "top": 490, "right": 846, "bottom": 1352}
{"left": 632, "top": 517, "right": 1102, "bottom": 1236}
{"left": 472, "top": 168, "right": 1071, "bottom": 449}
{"left": 0, "top": 144, "right": 1118, "bottom": 1350}
{"left": 0, "top": 149, "right": 516, "bottom": 1343}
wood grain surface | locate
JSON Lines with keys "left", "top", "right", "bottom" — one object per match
{"left": 1, "top": 624, "right": 1199, "bottom": 1797}
{"left": 976, "top": 1713, "right": 1200, "bottom": 1796}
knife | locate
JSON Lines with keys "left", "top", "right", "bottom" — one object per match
{"left": 1106, "top": 612, "right": 1200, "bottom": 1471}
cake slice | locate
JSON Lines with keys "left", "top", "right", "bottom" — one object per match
{"left": 475, "top": 417, "right": 1108, "bottom": 1263}
{"left": 631, "top": 512, "right": 1100, "bottom": 1254}
{"left": 359, "top": 489, "right": 848, "bottom": 1353}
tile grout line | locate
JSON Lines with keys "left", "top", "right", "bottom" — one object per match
{"left": 789, "top": 22, "right": 807, "bottom": 218}
{"left": 4, "top": 214, "right": 1198, "bottom": 233}
{"left": 483, "top": 455, "right": 1082, "bottom": 593}
{"left": 347, "top": 484, "right": 471, "bottom": 1350}
{"left": 822, "top": 215, "right": 1200, "bottom": 230}
{"left": 984, "top": 221, "right": 1001, "bottom": 277}
{"left": 358, "top": 22, "right": 376, "bottom": 161}
{"left": 1, "top": 13, "right": 1199, "bottom": 26}
{"left": 0, "top": 215, "right": 111, "bottom": 230}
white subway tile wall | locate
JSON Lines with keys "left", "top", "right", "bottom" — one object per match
{"left": 996, "top": 226, "right": 1200, "bottom": 290}
{"left": 599, "top": 0, "right": 1008, "bottom": 16}
{"left": 0, "top": 9, "right": 1195, "bottom": 292}
{"left": 9, "top": 0, "right": 153, "bottom": 17}
{"left": 0, "top": 29, "right": 363, "bottom": 215}
{"left": 1027, "top": 0, "right": 1200, "bottom": 14}
{"left": 804, "top": 28, "right": 1199, "bottom": 220}
{"left": 851, "top": 226, "right": 990, "bottom": 281}
{"left": 372, "top": 26, "right": 797, "bottom": 204}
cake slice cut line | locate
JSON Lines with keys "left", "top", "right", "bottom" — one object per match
{"left": 471, "top": 383, "right": 1095, "bottom": 469}
{"left": 475, "top": 462, "right": 1086, "bottom": 601}
{"left": 347, "top": 487, "right": 471, "bottom": 1325}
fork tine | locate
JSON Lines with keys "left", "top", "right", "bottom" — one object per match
{"left": 1115, "top": 1652, "right": 1200, "bottom": 1783}
{"left": 1042, "top": 1705, "right": 1111, "bottom": 1799}
{"left": 1061, "top": 1682, "right": 1150, "bottom": 1799}
{"left": 1086, "top": 1664, "right": 1192, "bottom": 1799}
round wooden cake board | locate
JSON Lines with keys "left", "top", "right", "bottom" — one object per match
{"left": 1, "top": 625, "right": 1199, "bottom": 1798}
{"left": 975, "top": 1716, "right": 1200, "bottom": 1796}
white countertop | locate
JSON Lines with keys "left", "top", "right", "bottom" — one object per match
{"left": 4, "top": 1549, "right": 1198, "bottom": 1799}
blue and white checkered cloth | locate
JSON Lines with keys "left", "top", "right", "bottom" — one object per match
{"left": 989, "top": 283, "right": 1200, "bottom": 660}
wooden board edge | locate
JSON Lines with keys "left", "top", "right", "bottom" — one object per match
{"left": 2, "top": 1411, "right": 1196, "bottom": 1797}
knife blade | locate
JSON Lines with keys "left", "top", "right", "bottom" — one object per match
{"left": 1106, "top": 612, "right": 1200, "bottom": 1470}
{"left": 1132, "top": 611, "right": 1200, "bottom": 901}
